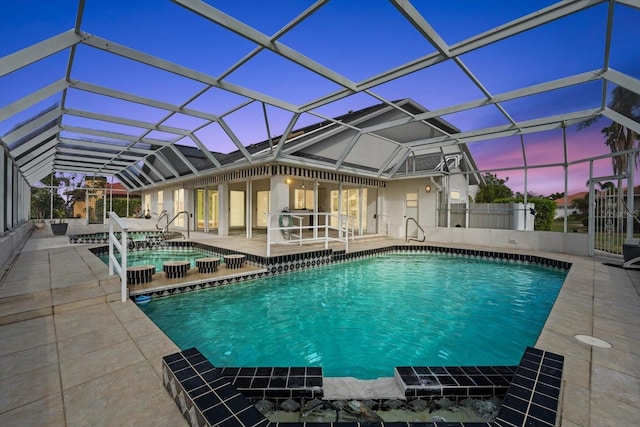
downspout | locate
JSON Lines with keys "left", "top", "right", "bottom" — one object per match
{"left": 430, "top": 177, "right": 442, "bottom": 227}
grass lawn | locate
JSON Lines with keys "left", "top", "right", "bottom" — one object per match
{"left": 550, "top": 217, "right": 586, "bottom": 233}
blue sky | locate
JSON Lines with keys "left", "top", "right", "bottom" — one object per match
{"left": 2, "top": 0, "right": 639, "bottom": 195}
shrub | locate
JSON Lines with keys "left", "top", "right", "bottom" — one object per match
{"left": 494, "top": 197, "right": 556, "bottom": 231}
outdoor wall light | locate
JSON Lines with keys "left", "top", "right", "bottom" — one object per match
{"left": 425, "top": 184, "right": 432, "bottom": 193}
{"left": 286, "top": 177, "right": 292, "bottom": 185}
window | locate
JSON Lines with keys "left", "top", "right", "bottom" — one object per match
{"left": 294, "top": 189, "right": 314, "bottom": 210}
{"left": 405, "top": 191, "right": 418, "bottom": 208}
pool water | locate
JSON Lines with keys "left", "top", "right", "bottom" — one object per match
{"left": 99, "top": 248, "right": 218, "bottom": 272}
{"left": 139, "top": 253, "right": 566, "bottom": 379}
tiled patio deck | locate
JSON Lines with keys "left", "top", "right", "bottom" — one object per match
{"left": 1, "top": 224, "right": 639, "bottom": 426}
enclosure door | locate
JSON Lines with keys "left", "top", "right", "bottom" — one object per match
{"left": 591, "top": 180, "right": 629, "bottom": 258}
{"left": 404, "top": 189, "right": 419, "bottom": 237}
{"left": 88, "top": 190, "right": 103, "bottom": 224}
{"left": 208, "top": 189, "right": 219, "bottom": 230}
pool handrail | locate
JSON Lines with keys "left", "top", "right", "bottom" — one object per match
{"left": 405, "top": 217, "right": 426, "bottom": 243}
{"left": 107, "top": 212, "right": 129, "bottom": 302}
{"left": 156, "top": 209, "right": 191, "bottom": 239}
{"left": 156, "top": 210, "right": 169, "bottom": 232}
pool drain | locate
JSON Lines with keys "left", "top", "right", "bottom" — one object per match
{"left": 574, "top": 334, "right": 612, "bottom": 348}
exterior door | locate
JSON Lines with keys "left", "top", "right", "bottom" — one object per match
{"left": 208, "top": 189, "right": 219, "bottom": 230}
{"left": 195, "top": 189, "right": 205, "bottom": 231}
{"left": 229, "top": 190, "right": 245, "bottom": 228}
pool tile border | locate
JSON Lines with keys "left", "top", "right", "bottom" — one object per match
{"left": 162, "top": 346, "right": 563, "bottom": 427}
{"left": 396, "top": 365, "right": 517, "bottom": 399}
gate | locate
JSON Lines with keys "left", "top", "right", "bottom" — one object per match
{"left": 592, "top": 185, "right": 626, "bottom": 258}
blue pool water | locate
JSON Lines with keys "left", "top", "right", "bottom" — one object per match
{"left": 99, "top": 248, "right": 218, "bottom": 272}
{"left": 139, "top": 253, "right": 566, "bottom": 379}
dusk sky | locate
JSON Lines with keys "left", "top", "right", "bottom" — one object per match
{"left": 2, "top": 0, "right": 639, "bottom": 196}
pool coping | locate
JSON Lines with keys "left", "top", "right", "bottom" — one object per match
{"left": 162, "top": 346, "right": 563, "bottom": 426}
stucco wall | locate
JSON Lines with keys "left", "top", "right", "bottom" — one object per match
{"left": 0, "top": 221, "right": 33, "bottom": 267}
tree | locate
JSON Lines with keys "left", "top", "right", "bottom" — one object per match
{"left": 474, "top": 173, "right": 513, "bottom": 202}
{"left": 571, "top": 195, "right": 589, "bottom": 216}
{"left": 579, "top": 86, "right": 640, "bottom": 176}
{"left": 30, "top": 174, "right": 64, "bottom": 219}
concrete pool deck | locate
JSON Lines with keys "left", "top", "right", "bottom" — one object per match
{"left": 1, "top": 225, "right": 639, "bottom": 426}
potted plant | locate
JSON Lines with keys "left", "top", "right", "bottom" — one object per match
{"left": 34, "top": 211, "right": 46, "bottom": 230}
{"left": 50, "top": 210, "right": 68, "bottom": 235}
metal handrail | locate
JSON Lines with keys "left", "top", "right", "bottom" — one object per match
{"left": 405, "top": 217, "right": 426, "bottom": 243}
{"left": 155, "top": 210, "right": 169, "bottom": 232}
{"left": 265, "top": 211, "right": 350, "bottom": 256}
{"left": 155, "top": 209, "right": 191, "bottom": 239}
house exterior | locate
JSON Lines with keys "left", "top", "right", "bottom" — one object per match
{"left": 138, "top": 99, "right": 482, "bottom": 240}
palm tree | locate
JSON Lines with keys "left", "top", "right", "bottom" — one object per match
{"left": 579, "top": 86, "right": 640, "bottom": 176}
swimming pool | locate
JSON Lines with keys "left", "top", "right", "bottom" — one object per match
{"left": 98, "top": 248, "right": 220, "bottom": 272}
{"left": 140, "top": 252, "right": 566, "bottom": 379}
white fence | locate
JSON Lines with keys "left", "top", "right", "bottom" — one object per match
{"left": 440, "top": 202, "right": 535, "bottom": 231}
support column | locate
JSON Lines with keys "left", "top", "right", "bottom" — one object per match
{"left": 246, "top": 180, "right": 252, "bottom": 239}
{"left": 269, "top": 176, "right": 291, "bottom": 243}
{"left": 6, "top": 164, "right": 13, "bottom": 228}
{"left": 627, "top": 158, "right": 635, "bottom": 239}
{"left": 0, "top": 149, "right": 5, "bottom": 232}
{"left": 313, "top": 179, "right": 319, "bottom": 239}
{"left": 85, "top": 189, "right": 90, "bottom": 225}
{"left": 218, "top": 183, "right": 229, "bottom": 236}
